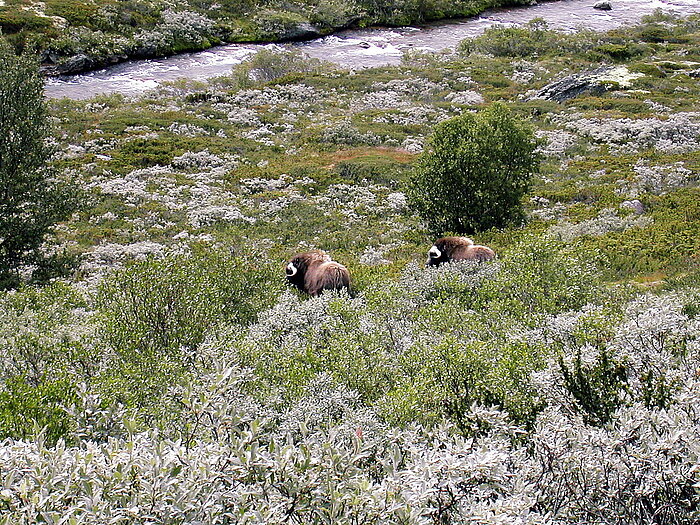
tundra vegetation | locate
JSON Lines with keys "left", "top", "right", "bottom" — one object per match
{"left": 2, "top": 11, "right": 700, "bottom": 524}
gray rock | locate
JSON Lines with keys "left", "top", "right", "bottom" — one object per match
{"left": 55, "top": 54, "right": 95, "bottom": 75}
{"left": 620, "top": 199, "right": 644, "bottom": 214}
{"left": 277, "top": 22, "right": 323, "bottom": 42}
{"left": 40, "top": 50, "right": 60, "bottom": 64}
{"left": 529, "top": 66, "right": 615, "bottom": 103}
{"left": 594, "top": 1, "right": 612, "bottom": 10}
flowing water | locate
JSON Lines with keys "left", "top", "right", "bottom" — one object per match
{"left": 45, "top": 0, "right": 700, "bottom": 99}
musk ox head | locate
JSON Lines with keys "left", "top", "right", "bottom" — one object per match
{"left": 285, "top": 250, "right": 350, "bottom": 297}
{"left": 427, "top": 236, "right": 495, "bottom": 266}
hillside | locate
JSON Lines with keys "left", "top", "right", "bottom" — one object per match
{"left": 1, "top": 11, "right": 700, "bottom": 523}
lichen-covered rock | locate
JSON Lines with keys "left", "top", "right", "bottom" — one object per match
{"left": 530, "top": 66, "right": 641, "bottom": 102}
{"left": 620, "top": 199, "right": 645, "bottom": 214}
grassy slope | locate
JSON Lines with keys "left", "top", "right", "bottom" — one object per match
{"left": 50, "top": 14, "right": 700, "bottom": 288}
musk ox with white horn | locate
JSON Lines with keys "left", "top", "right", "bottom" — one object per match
{"left": 285, "top": 250, "right": 351, "bottom": 297}
{"left": 426, "top": 236, "right": 496, "bottom": 267}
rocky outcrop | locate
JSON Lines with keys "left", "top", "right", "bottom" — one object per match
{"left": 276, "top": 22, "right": 324, "bottom": 42}
{"left": 529, "top": 66, "right": 642, "bottom": 103}
{"left": 40, "top": 52, "right": 129, "bottom": 76}
{"left": 620, "top": 200, "right": 644, "bottom": 214}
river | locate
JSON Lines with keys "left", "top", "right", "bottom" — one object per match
{"left": 45, "top": 0, "right": 700, "bottom": 100}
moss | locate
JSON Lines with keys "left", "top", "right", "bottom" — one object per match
{"left": 0, "top": 9, "right": 53, "bottom": 34}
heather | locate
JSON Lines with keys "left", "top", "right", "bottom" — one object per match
{"left": 2, "top": 12, "right": 700, "bottom": 524}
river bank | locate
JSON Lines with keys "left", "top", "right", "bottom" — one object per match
{"left": 0, "top": 0, "right": 538, "bottom": 77}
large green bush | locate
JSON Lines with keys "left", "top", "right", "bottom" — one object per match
{"left": 97, "top": 250, "right": 282, "bottom": 415}
{"left": 407, "top": 103, "right": 540, "bottom": 235}
{"left": 458, "top": 18, "right": 559, "bottom": 57}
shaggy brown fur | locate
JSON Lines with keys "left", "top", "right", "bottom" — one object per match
{"left": 285, "top": 250, "right": 351, "bottom": 297}
{"left": 426, "top": 236, "right": 496, "bottom": 266}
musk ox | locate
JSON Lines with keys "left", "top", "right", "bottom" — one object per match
{"left": 285, "top": 250, "right": 351, "bottom": 297}
{"left": 426, "top": 236, "right": 496, "bottom": 266}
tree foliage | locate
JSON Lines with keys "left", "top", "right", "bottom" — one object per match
{"left": 407, "top": 103, "right": 540, "bottom": 235}
{"left": 0, "top": 43, "right": 77, "bottom": 288}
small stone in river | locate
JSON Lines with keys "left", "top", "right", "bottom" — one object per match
{"left": 620, "top": 200, "right": 644, "bottom": 214}
{"left": 594, "top": 1, "right": 612, "bottom": 10}
{"left": 358, "top": 41, "right": 371, "bottom": 49}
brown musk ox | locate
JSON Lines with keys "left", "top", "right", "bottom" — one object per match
{"left": 285, "top": 250, "right": 351, "bottom": 297}
{"left": 426, "top": 236, "right": 496, "bottom": 267}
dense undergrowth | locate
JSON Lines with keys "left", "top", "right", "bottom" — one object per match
{"left": 2, "top": 11, "right": 700, "bottom": 524}
{"left": 0, "top": 0, "right": 534, "bottom": 74}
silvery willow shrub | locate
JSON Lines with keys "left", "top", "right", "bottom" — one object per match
{"left": 0, "top": 43, "right": 79, "bottom": 289}
{"left": 133, "top": 10, "right": 217, "bottom": 55}
{"left": 0, "top": 283, "right": 99, "bottom": 444}
{"left": 548, "top": 208, "right": 653, "bottom": 242}
{"left": 1, "top": 285, "right": 700, "bottom": 522}
{"left": 407, "top": 103, "right": 540, "bottom": 235}
{"left": 558, "top": 113, "right": 700, "bottom": 154}
{"left": 212, "top": 240, "right": 600, "bottom": 430}
{"left": 319, "top": 119, "right": 382, "bottom": 147}
{"left": 230, "top": 47, "right": 328, "bottom": 87}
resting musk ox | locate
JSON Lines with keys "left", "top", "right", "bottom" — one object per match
{"left": 285, "top": 250, "right": 351, "bottom": 297}
{"left": 427, "top": 236, "right": 496, "bottom": 266}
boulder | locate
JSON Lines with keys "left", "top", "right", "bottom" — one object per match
{"left": 620, "top": 200, "right": 644, "bottom": 214}
{"left": 529, "top": 67, "right": 612, "bottom": 102}
{"left": 54, "top": 54, "right": 95, "bottom": 75}
{"left": 529, "top": 66, "right": 641, "bottom": 103}
{"left": 594, "top": 1, "right": 612, "bottom": 10}
{"left": 277, "top": 22, "right": 323, "bottom": 42}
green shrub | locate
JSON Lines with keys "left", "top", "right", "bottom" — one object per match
{"left": 407, "top": 103, "right": 540, "bottom": 235}
{"left": 478, "top": 237, "right": 601, "bottom": 319}
{"left": 0, "top": 11, "right": 53, "bottom": 34}
{"left": 114, "top": 137, "right": 182, "bottom": 167}
{"left": 592, "top": 42, "right": 646, "bottom": 61}
{"left": 45, "top": 0, "right": 98, "bottom": 26}
{"left": 334, "top": 155, "right": 409, "bottom": 186}
{"left": 0, "top": 43, "right": 79, "bottom": 288}
{"left": 97, "top": 250, "right": 282, "bottom": 414}
{"left": 0, "top": 376, "right": 77, "bottom": 445}
{"left": 459, "top": 19, "right": 559, "bottom": 57}
{"left": 560, "top": 349, "right": 628, "bottom": 426}
{"left": 380, "top": 326, "right": 546, "bottom": 432}
{"left": 230, "top": 48, "right": 327, "bottom": 88}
